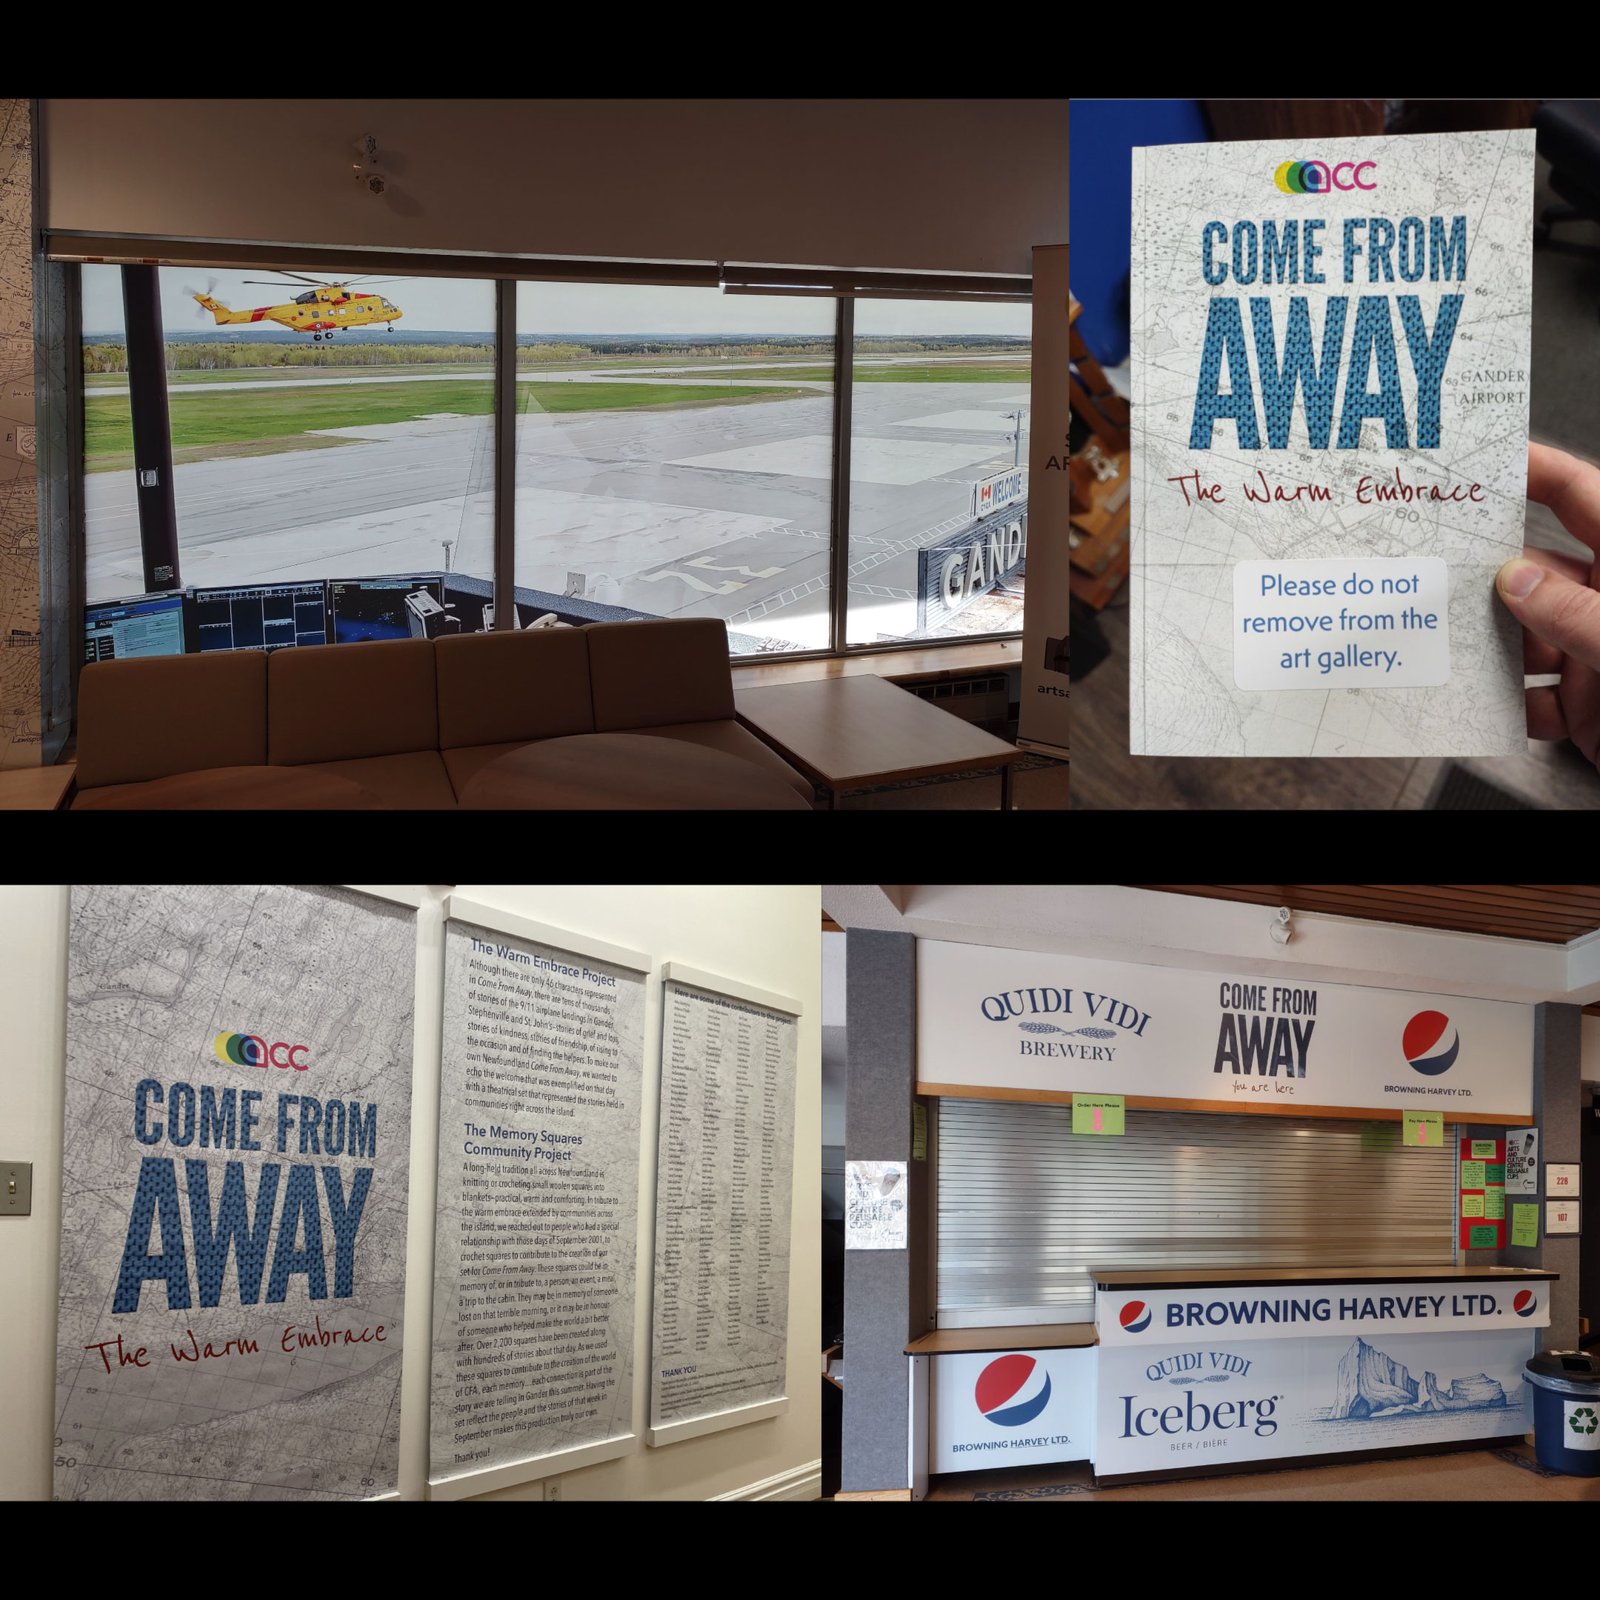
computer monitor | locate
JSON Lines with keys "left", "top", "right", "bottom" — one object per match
{"left": 328, "top": 578, "right": 448, "bottom": 644}
{"left": 191, "top": 583, "right": 329, "bottom": 653}
{"left": 83, "top": 593, "right": 188, "bottom": 664}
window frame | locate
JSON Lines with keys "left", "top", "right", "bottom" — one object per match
{"left": 61, "top": 242, "right": 1032, "bottom": 667}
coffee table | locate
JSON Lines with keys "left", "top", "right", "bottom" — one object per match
{"left": 734, "top": 674, "right": 1020, "bottom": 810}
{"left": 458, "top": 732, "right": 812, "bottom": 810}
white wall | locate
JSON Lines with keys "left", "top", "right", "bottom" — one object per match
{"left": 40, "top": 99, "right": 1065, "bottom": 278}
{"left": 0, "top": 883, "right": 820, "bottom": 1503}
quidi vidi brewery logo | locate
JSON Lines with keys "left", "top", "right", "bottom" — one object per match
{"left": 1513, "top": 1290, "right": 1539, "bottom": 1319}
{"left": 213, "top": 1031, "right": 310, "bottom": 1070}
{"left": 1273, "top": 158, "right": 1377, "bottom": 194}
{"left": 975, "top": 1354, "right": 1052, "bottom": 1427}
{"left": 979, "top": 984, "right": 1150, "bottom": 1062}
{"left": 1403, "top": 1010, "right": 1459, "bottom": 1076}
{"left": 1120, "top": 1300, "right": 1152, "bottom": 1334}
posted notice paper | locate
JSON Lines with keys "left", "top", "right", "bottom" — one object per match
{"left": 1130, "top": 129, "right": 1534, "bottom": 756}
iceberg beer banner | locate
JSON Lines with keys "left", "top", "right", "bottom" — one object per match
{"left": 56, "top": 885, "right": 417, "bottom": 1501}
{"left": 1129, "top": 130, "right": 1534, "bottom": 757}
{"left": 915, "top": 939, "right": 1532, "bottom": 1117}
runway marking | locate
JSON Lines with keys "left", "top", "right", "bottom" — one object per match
{"left": 635, "top": 569, "right": 748, "bottom": 596}
{"left": 683, "top": 555, "right": 785, "bottom": 579}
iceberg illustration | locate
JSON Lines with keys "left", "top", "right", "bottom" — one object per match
{"left": 1328, "top": 1338, "right": 1507, "bottom": 1420}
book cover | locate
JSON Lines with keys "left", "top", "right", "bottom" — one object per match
{"left": 1130, "top": 129, "right": 1535, "bottom": 757}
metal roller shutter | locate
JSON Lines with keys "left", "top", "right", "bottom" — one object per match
{"left": 936, "top": 1098, "right": 1458, "bottom": 1328}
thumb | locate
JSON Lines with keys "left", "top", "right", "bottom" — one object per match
{"left": 1496, "top": 559, "right": 1600, "bottom": 673}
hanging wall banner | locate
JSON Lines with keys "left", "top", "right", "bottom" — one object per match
{"left": 56, "top": 884, "right": 417, "bottom": 1501}
{"left": 915, "top": 939, "right": 1532, "bottom": 1118}
{"left": 431, "top": 902, "right": 649, "bottom": 1490}
{"left": 649, "top": 964, "right": 799, "bottom": 1444}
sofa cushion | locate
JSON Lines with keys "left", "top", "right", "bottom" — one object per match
{"left": 586, "top": 618, "right": 735, "bottom": 731}
{"left": 269, "top": 639, "right": 437, "bottom": 765}
{"left": 435, "top": 628, "right": 593, "bottom": 750}
{"left": 71, "top": 764, "right": 386, "bottom": 810}
{"left": 75, "top": 652, "right": 266, "bottom": 790}
{"left": 293, "top": 751, "right": 458, "bottom": 810}
{"left": 441, "top": 740, "right": 531, "bottom": 800}
{"left": 624, "top": 718, "right": 815, "bottom": 803}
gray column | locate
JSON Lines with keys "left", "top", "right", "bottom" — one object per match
{"left": 841, "top": 930, "right": 920, "bottom": 1493}
{"left": 1504, "top": 1003, "right": 1583, "bottom": 1351}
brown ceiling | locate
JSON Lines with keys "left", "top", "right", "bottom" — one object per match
{"left": 1132, "top": 885, "right": 1600, "bottom": 945}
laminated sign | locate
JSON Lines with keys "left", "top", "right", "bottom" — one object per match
{"left": 1130, "top": 130, "right": 1534, "bottom": 757}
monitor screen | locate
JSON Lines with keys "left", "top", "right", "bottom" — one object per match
{"left": 329, "top": 578, "right": 452, "bottom": 644}
{"left": 83, "top": 593, "right": 187, "bottom": 664}
{"left": 191, "top": 583, "right": 328, "bottom": 653}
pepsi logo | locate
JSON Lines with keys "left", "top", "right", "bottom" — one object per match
{"left": 1403, "top": 1010, "right": 1459, "bottom": 1076}
{"left": 974, "top": 1354, "right": 1053, "bottom": 1427}
{"left": 1514, "top": 1290, "right": 1538, "bottom": 1318}
{"left": 1120, "top": 1300, "right": 1152, "bottom": 1334}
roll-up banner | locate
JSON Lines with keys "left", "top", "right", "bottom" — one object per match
{"left": 916, "top": 938, "right": 1532, "bottom": 1119}
{"left": 1018, "top": 241, "right": 1071, "bottom": 760}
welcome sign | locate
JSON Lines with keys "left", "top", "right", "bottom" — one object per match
{"left": 915, "top": 939, "right": 1532, "bottom": 1117}
{"left": 1129, "top": 129, "right": 1534, "bottom": 757}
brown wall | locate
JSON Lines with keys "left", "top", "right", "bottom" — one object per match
{"left": 40, "top": 98, "right": 1066, "bottom": 276}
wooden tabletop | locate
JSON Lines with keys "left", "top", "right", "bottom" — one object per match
{"left": 0, "top": 761, "right": 75, "bottom": 810}
{"left": 906, "top": 1323, "right": 1098, "bottom": 1356}
{"left": 735, "top": 674, "right": 1017, "bottom": 789}
{"left": 1093, "top": 1264, "right": 1560, "bottom": 1290}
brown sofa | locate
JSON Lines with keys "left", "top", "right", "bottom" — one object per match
{"left": 72, "top": 618, "right": 813, "bottom": 809}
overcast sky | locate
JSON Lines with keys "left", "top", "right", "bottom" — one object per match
{"left": 81, "top": 266, "right": 1030, "bottom": 339}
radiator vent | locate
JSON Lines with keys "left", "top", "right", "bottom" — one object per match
{"left": 910, "top": 674, "right": 1010, "bottom": 726}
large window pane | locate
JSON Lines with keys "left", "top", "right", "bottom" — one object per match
{"left": 81, "top": 265, "right": 495, "bottom": 649}
{"left": 513, "top": 284, "right": 834, "bottom": 653}
{"left": 845, "top": 301, "right": 1031, "bottom": 645}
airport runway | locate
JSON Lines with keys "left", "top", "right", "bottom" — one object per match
{"left": 85, "top": 376, "right": 1029, "bottom": 649}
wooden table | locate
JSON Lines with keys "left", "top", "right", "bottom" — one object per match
{"left": 735, "top": 674, "right": 1020, "bottom": 809}
{"left": 459, "top": 732, "right": 812, "bottom": 810}
{"left": 0, "top": 761, "right": 76, "bottom": 810}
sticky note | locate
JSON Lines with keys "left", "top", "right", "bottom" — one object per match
{"left": 1468, "top": 1224, "right": 1499, "bottom": 1248}
{"left": 1460, "top": 1160, "right": 1486, "bottom": 1189}
{"left": 1073, "top": 1094, "right": 1124, "bottom": 1136}
{"left": 1470, "top": 1140, "right": 1497, "bottom": 1158}
{"left": 1461, "top": 1194, "right": 1485, "bottom": 1218}
{"left": 1511, "top": 1204, "right": 1539, "bottom": 1248}
{"left": 1484, "top": 1186, "right": 1505, "bottom": 1220}
{"left": 1486, "top": 1163, "right": 1504, "bottom": 1184}
{"left": 1404, "top": 1112, "right": 1443, "bottom": 1147}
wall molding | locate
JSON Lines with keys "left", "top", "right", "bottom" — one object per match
{"left": 709, "top": 1458, "right": 821, "bottom": 1501}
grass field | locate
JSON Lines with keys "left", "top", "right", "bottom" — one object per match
{"left": 83, "top": 378, "right": 808, "bottom": 468}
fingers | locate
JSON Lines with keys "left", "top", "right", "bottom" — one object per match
{"left": 1497, "top": 559, "right": 1600, "bottom": 673}
{"left": 1525, "top": 684, "right": 1568, "bottom": 742}
{"left": 1528, "top": 443, "right": 1600, "bottom": 556}
{"left": 1516, "top": 549, "right": 1590, "bottom": 673}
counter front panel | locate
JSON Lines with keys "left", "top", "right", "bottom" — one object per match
{"left": 1093, "top": 1268, "right": 1550, "bottom": 1479}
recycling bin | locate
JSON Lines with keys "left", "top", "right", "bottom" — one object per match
{"left": 1525, "top": 1350, "right": 1600, "bottom": 1475}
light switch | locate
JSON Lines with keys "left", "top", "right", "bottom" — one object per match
{"left": 3, "top": 1161, "right": 32, "bottom": 1216}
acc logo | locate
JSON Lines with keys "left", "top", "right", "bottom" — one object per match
{"left": 213, "top": 1032, "right": 310, "bottom": 1071}
{"left": 1513, "top": 1290, "right": 1538, "bottom": 1319}
{"left": 975, "top": 1354, "right": 1052, "bottom": 1427}
{"left": 1274, "top": 159, "right": 1376, "bottom": 194}
{"left": 1120, "top": 1300, "right": 1152, "bottom": 1334}
{"left": 1403, "top": 1010, "right": 1459, "bottom": 1076}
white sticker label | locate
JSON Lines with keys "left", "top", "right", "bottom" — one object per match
{"left": 1232, "top": 557, "right": 1450, "bottom": 691}
{"left": 1563, "top": 1399, "right": 1600, "bottom": 1450}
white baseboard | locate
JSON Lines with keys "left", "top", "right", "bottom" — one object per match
{"left": 710, "top": 1459, "right": 822, "bottom": 1502}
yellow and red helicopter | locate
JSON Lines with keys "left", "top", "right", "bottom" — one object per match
{"left": 193, "top": 273, "right": 404, "bottom": 341}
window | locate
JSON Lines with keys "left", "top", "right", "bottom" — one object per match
{"left": 513, "top": 283, "right": 834, "bottom": 653}
{"left": 845, "top": 300, "right": 1031, "bottom": 646}
{"left": 76, "top": 262, "right": 1031, "bottom": 662}
{"left": 80, "top": 265, "right": 496, "bottom": 648}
